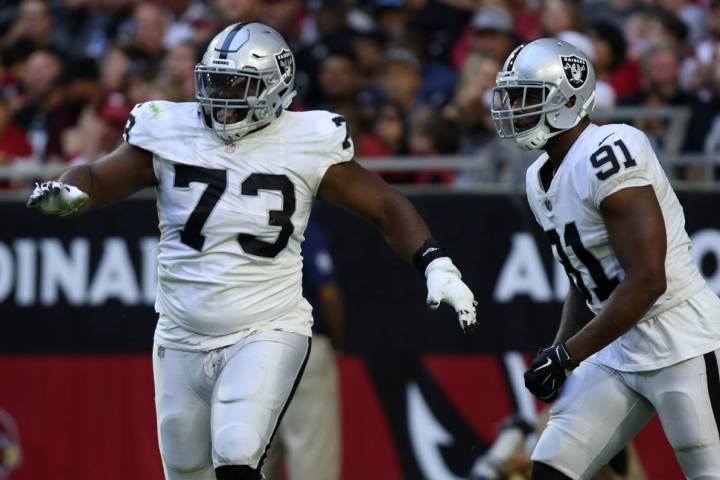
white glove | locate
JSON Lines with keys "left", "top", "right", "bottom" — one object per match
{"left": 425, "top": 257, "right": 478, "bottom": 334}
{"left": 26, "top": 181, "right": 89, "bottom": 216}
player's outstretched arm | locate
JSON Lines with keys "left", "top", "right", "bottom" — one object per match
{"left": 565, "top": 185, "right": 667, "bottom": 361}
{"left": 317, "top": 160, "right": 477, "bottom": 333}
{"left": 27, "top": 143, "right": 155, "bottom": 216}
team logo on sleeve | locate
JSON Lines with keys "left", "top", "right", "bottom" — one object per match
{"left": 274, "top": 49, "right": 294, "bottom": 85}
{"left": 560, "top": 55, "right": 588, "bottom": 89}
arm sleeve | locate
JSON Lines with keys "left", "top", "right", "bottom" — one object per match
{"left": 123, "top": 102, "right": 186, "bottom": 156}
{"left": 315, "top": 114, "right": 354, "bottom": 185}
{"left": 590, "top": 127, "right": 655, "bottom": 207}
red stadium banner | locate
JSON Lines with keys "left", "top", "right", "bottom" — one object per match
{"left": 0, "top": 354, "right": 682, "bottom": 480}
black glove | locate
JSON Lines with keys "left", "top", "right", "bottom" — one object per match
{"left": 524, "top": 342, "right": 579, "bottom": 403}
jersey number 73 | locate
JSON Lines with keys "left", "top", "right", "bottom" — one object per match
{"left": 173, "top": 164, "right": 296, "bottom": 258}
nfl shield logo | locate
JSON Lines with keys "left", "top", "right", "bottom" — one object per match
{"left": 560, "top": 54, "right": 588, "bottom": 89}
{"left": 275, "top": 49, "right": 294, "bottom": 85}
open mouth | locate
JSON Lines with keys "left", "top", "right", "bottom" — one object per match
{"left": 213, "top": 107, "right": 249, "bottom": 125}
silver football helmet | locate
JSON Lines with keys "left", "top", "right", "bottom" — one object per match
{"left": 195, "top": 22, "right": 296, "bottom": 142}
{"left": 491, "top": 38, "right": 596, "bottom": 150}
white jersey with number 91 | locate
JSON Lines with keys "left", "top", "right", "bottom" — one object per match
{"left": 526, "top": 123, "right": 719, "bottom": 371}
{"left": 124, "top": 101, "right": 353, "bottom": 347}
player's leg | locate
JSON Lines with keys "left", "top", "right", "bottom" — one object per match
{"left": 153, "top": 344, "right": 215, "bottom": 480}
{"left": 259, "top": 428, "right": 285, "bottom": 480}
{"left": 641, "top": 350, "right": 720, "bottom": 479}
{"left": 210, "top": 330, "right": 311, "bottom": 478}
{"left": 531, "top": 360, "right": 655, "bottom": 480}
{"left": 279, "top": 333, "right": 341, "bottom": 480}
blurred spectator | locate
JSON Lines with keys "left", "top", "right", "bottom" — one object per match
{"left": 0, "top": 95, "right": 32, "bottom": 169}
{"left": 63, "top": 92, "right": 131, "bottom": 164}
{"left": 259, "top": 0, "right": 305, "bottom": 47}
{"left": 452, "top": 6, "right": 518, "bottom": 69}
{"left": 360, "top": 101, "right": 408, "bottom": 156}
{"left": 408, "top": 108, "right": 459, "bottom": 184}
{"left": 0, "top": 38, "right": 35, "bottom": 112}
{"left": 315, "top": 50, "right": 370, "bottom": 138}
{"left": 587, "top": 20, "right": 641, "bottom": 99}
{"left": 213, "top": 0, "right": 261, "bottom": 24}
{"left": 0, "top": 0, "right": 716, "bottom": 188}
{"left": 1, "top": 0, "right": 65, "bottom": 52}
{"left": 123, "top": 60, "right": 158, "bottom": 105}
{"left": 294, "top": 0, "right": 356, "bottom": 105}
{"left": 540, "top": 0, "right": 583, "bottom": 37}
{"left": 56, "top": 0, "right": 135, "bottom": 60}
{"left": 444, "top": 52, "right": 499, "bottom": 153}
{"left": 620, "top": 43, "right": 717, "bottom": 152}
{"left": 379, "top": 48, "right": 423, "bottom": 114}
{"left": 407, "top": 0, "right": 472, "bottom": 64}
{"left": 358, "top": 101, "right": 416, "bottom": 183}
{"left": 657, "top": 0, "right": 708, "bottom": 44}
{"left": 156, "top": 39, "right": 197, "bottom": 101}
{"left": 396, "top": 27, "right": 457, "bottom": 108}
{"left": 162, "top": 0, "right": 216, "bottom": 49}
{"left": 13, "top": 48, "right": 64, "bottom": 163}
{"left": 131, "top": 2, "right": 168, "bottom": 64}
{"left": 624, "top": 7, "right": 689, "bottom": 60}
{"left": 352, "top": 30, "right": 386, "bottom": 88}
{"left": 100, "top": 42, "right": 133, "bottom": 94}
{"left": 373, "top": 0, "right": 415, "bottom": 44}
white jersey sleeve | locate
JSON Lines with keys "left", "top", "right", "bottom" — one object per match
{"left": 587, "top": 125, "right": 654, "bottom": 207}
{"left": 308, "top": 112, "right": 354, "bottom": 194}
{"left": 123, "top": 101, "right": 201, "bottom": 182}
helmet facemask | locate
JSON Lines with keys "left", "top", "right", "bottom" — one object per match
{"left": 491, "top": 79, "right": 570, "bottom": 150}
{"left": 195, "top": 65, "right": 292, "bottom": 143}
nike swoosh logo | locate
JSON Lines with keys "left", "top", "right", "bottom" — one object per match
{"left": 533, "top": 357, "right": 552, "bottom": 372}
{"left": 422, "top": 247, "right": 439, "bottom": 257}
{"left": 599, "top": 133, "right": 614, "bottom": 146}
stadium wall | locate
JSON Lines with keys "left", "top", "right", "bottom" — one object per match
{"left": 3, "top": 192, "right": 718, "bottom": 479}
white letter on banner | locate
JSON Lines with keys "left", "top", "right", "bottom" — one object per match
{"left": 0, "top": 242, "right": 14, "bottom": 303}
{"left": 690, "top": 229, "right": 720, "bottom": 294}
{"left": 139, "top": 237, "right": 158, "bottom": 305}
{"left": 88, "top": 238, "right": 140, "bottom": 305}
{"left": 14, "top": 239, "right": 35, "bottom": 306}
{"left": 494, "top": 233, "right": 552, "bottom": 302}
{"left": 40, "top": 239, "right": 89, "bottom": 306}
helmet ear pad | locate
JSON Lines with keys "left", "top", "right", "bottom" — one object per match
{"left": 545, "top": 90, "right": 596, "bottom": 133}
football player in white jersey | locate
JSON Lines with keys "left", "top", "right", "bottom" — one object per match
{"left": 26, "top": 23, "right": 478, "bottom": 480}
{"left": 491, "top": 38, "right": 720, "bottom": 479}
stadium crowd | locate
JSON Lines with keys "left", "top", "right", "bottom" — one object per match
{"left": 0, "top": 0, "right": 718, "bottom": 187}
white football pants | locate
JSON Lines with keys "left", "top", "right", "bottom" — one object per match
{"left": 152, "top": 330, "right": 311, "bottom": 480}
{"left": 262, "top": 334, "right": 341, "bottom": 480}
{"left": 532, "top": 349, "right": 720, "bottom": 479}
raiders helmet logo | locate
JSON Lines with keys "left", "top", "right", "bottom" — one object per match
{"left": 274, "top": 49, "right": 294, "bottom": 86}
{"left": 560, "top": 55, "right": 588, "bottom": 89}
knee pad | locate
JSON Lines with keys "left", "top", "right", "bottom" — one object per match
{"left": 215, "top": 465, "right": 261, "bottom": 480}
{"left": 658, "top": 391, "right": 713, "bottom": 452}
{"left": 159, "top": 414, "right": 211, "bottom": 472}
{"left": 214, "top": 422, "right": 264, "bottom": 466}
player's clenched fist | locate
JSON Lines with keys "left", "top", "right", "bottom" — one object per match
{"left": 26, "top": 181, "right": 89, "bottom": 216}
{"left": 414, "top": 240, "right": 478, "bottom": 334}
{"left": 524, "top": 342, "right": 578, "bottom": 402}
